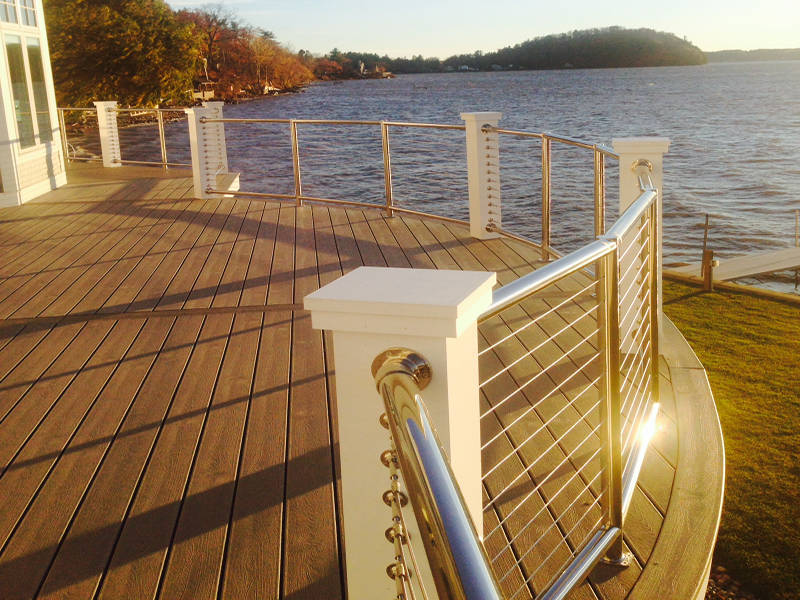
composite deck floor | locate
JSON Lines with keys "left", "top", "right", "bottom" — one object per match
{"left": 0, "top": 166, "right": 679, "bottom": 600}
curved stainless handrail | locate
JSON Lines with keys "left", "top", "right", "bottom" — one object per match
{"left": 372, "top": 348, "right": 503, "bottom": 600}
{"left": 480, "top": 239, "right": 615, "bottom": 322}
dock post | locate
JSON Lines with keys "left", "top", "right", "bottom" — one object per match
{"left": 461, "top": 112, "right": 502, "bottom": 240}
{"left": 93, "top": 101, "right": 121, "bottom": 168}
{"left": 702, "top": 249, "right": 715, "bottom": 291}
{"left": 612, "top": 138, "right": 670, "bottom": 336}
{"left": 795, "top": 209, "right": 799, "bottom": 289}
{"left": 305, "top": 267, "right": 495, "bottom": 600}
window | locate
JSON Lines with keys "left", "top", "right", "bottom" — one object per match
{"left": 19, "top": 0, "right": 34, "bottom": 27}
{"left": 0, "top": 1, "right": 17, "bottom": 24}
{"left": 4, "top": 35, "right": 52, "bottom": 148}
{"left": 6, "top": 35, "right": 34, "bottom": 147}
{"left": 26, "top": 39, "right": 50, "bottom": 142}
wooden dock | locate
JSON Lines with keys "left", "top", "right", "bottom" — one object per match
{"left": 673, "top": 247, "right": 800, "bottom": 280}
{"left": 0, "top": 164, "right": 723, "bottom": 599}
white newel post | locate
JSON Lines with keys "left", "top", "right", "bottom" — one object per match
{"left": 462, "top": 112, "right": 502, "bottom": 239}
{"left": 612, "top": 137, "right": 670, "bottom": 335}
{"left": 185, "top": 106, "right": 213, "bottom": 199}
{"left": 201, "top": 101, "right": 231, "bottom": 177}
{"left": 93, "top": 101, "right": 121, "bottom": 168}
{"left": 305, "top": 266, "right": 495, "bottom": 600}
{"left": 186, "top": 103, "right": 238, "bottom": 200}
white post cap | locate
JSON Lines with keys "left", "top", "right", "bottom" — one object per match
{"left": 612, "top": 137, "right": 671, "bottom": 154}
{"left": 304, "top": 267, "right": 496, "bottom": 337}
{"left": 461, "top": 111, "right": 503, "bottom": 123}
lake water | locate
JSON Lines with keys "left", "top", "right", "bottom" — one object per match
{"left": 76, "top": 61, "right": 800, "bottom": 293}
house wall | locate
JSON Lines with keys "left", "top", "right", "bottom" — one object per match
{"left": 0, "top": 0, "right": 66, "bottom": 208}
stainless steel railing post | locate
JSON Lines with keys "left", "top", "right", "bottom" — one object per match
{"left": 290, "top": 119, "right": 302, "bottom": 206}
{"left": 598, "top": 244, "right": 629, "bottom": 565}
{"left": 156, "top": 108, "right": 168, "bottom": 170}
{"left": 57, "top": 108, "right": 69, "bottom": 163}
{"left": 381, "top": 122, "right": 394, "bottom": 217}
{"left": 541, "top": 135, "right": 552, "bottom": 260}
{"left": 649, "top": 202, "right": 660, "bottom": 411}
{"left": 594, "top": 147, "right": 606, "bottom": 237}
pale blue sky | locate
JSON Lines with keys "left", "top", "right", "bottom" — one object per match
{"left": 167, "top": 0, "right": 800, "bottom": 57}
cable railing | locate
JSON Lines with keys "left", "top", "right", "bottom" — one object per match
{"left": 367, "top": 173, "right": 660, "bottom": 600}
{"left": 58, "top": 104, "right": 664, "bottom": 598}
{"left": 57, "top": 105, "right": 191, "bottom": 169}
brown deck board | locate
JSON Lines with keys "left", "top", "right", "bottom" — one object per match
{"left": 158, "top": 313, "right": 257, "bottom": 599}
{"left": 95, "top": 314, "right": 234, "bottom": 600}
{"left": 237, "top": 203, "right": 280, "bottom": 307}
{"left": 0, "top": 320, "right": 144, "bottom": 552}
{"left": 153, "top": 197, "right": 233, "bottom": 311}
{"left": 281, "top": 205, "right": 342, "bottom": 600}
{"left": 0, "top": 321, "right": 86, "bottom": 421}
{"left": 0, "top": 166, "right": 708, "bottom": 600}
{"left": 220, "top": 311, "right": 291, "bottom": 600}
{"left": 37, "top": 315, "right": 202, "bottom": 600}
{"left": 0, "top": 321, "right": 112, "bottom": 469}
{"left": 11, "top": 199, "right": 192, "bottom": 319}
{"left": 0, "top": 317, "right": 172, "bottom": 598}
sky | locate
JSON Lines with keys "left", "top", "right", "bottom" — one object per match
{"left": 167, "top": 0, "right": 800, "bottom": 58}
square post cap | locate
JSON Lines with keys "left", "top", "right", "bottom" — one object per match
{"left": 304, "top": 267, "right": 496, "bottom": 338}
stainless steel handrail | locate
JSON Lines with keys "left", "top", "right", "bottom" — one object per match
{"left": 603, "top": 188, "right": 657, "bottom": 240}
{"left": 372, "top": 348, "right": 503, "bottom": 600}
{"left": 480, "top": 239, "right": 615, "bottom": 321}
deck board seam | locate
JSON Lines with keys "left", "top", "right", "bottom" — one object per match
{"left": 153, "top": 314, "right": 238, "bottom": 600}
{"left": 31, "top": 316, "right": 179, "bottom": 598}
{"left": 0, "top": 321, "right": 90, "bottom": 426}
{"left": 216, "top": 309, "right": 264, "bottom": 599}
{"left": 20, "top": 198, "right": 195, "bottom": 320}
{"left": 0, "top": 319, "right": 148, "bottom": 592}
{"left": 90, "top": 315, "right": 207, "bottom": 600}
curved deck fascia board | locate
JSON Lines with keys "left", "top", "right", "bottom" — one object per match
{"left": 627, "top": 316, "right": 725, "bottom": 600}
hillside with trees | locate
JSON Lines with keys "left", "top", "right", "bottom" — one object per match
{"left": 444, "top": 27, "right": 706, "bottom": 70}
{"left": 323, "top": 27, "right": 706, "bottom": 76}
{"left": 705, "top": 48, "right": 800, "bottom": 62}
{"left": 45, "top": 1, "right": 314, "bottom": 106}
{"left": 45, "top": 0, "right": 198, "bottom": 106}
{"left": 43, "top": 6, "right": 708, "bottom": 107}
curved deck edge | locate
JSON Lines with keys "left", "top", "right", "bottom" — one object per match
{"left": 627, "top": 316, "right": 725, "bottom": 600}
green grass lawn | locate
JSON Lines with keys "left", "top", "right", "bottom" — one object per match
{"left": 663, "top": 279, "right": 800, "bottom": 600}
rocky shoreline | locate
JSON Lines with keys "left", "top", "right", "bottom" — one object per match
{"left": 706, "top": 565, "right": 759, "bottom": 600}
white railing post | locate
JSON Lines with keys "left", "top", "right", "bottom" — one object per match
{"left": 201, "top": 101, "right": 230, "bottom": 176}
{"left": 185, "top": 103, "right": 239, "bottom": 200}
{"left": 305, "top": 266, "right": 495, "bottom": 600}
{"left": 612, "top": 137, "right": 670, "bottom": 335}
{"left": 93, "top": 101, "right": 121, "bottom": 168}
{"left": 461, "top": 112, "right": 502, "bottom": 239}
{"left": 184, "top": 106, "right": 214, "bottom": 199}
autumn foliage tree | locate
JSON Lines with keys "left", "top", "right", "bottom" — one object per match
{"left": 44, "top": 0, "right": 200, "bottom": 106}
{"left": 176, "top": 5, "right": 313, "bottom": 99}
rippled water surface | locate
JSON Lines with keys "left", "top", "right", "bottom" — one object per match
{"left": 78, "top": 61, "right": 800, "bottom": 292}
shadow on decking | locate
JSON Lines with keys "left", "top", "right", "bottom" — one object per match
{"left": 0, "top": 444, "right": 338, "bottom": 596}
